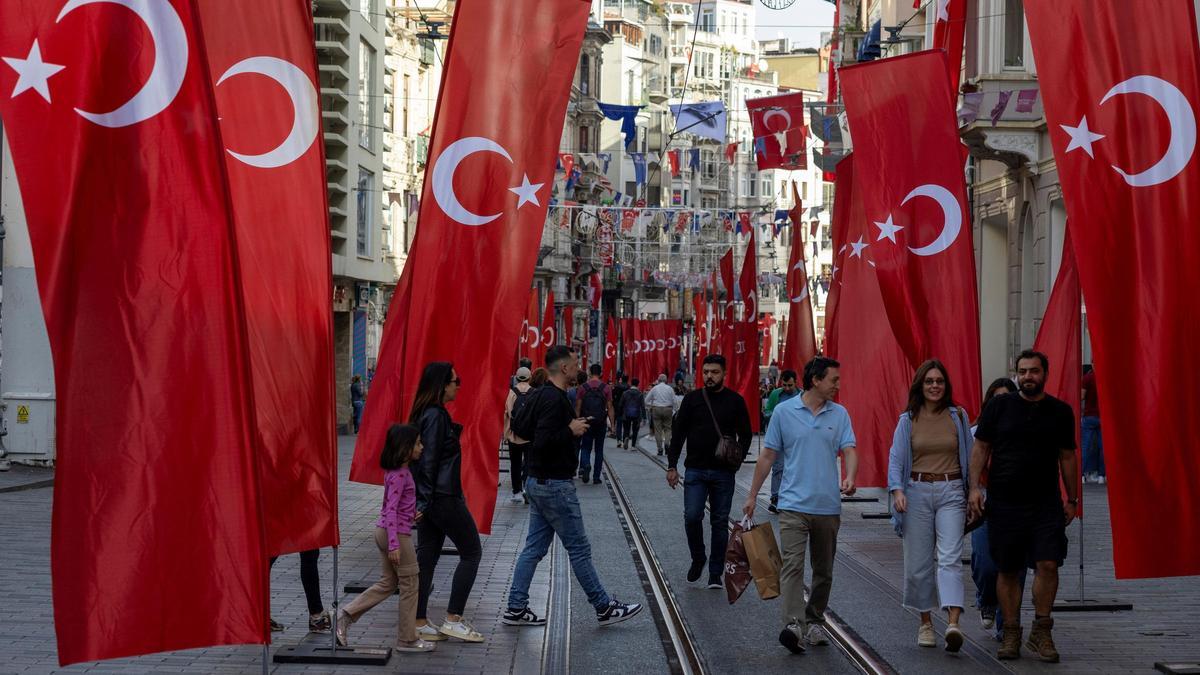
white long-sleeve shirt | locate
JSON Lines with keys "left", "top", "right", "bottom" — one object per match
{"left": 645, "top": 383, "right": 676, "bottom": 408}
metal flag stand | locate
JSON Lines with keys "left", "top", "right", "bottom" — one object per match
{"left": 1052, "top": 489, "right": 1132, "bottom": 613}
{"left": 271, "top": 547, "right": 393, "bottom": 665}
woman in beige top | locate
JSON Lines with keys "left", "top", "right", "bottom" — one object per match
{"left": 887, "top": 360, "right": 973, "bottom": 654}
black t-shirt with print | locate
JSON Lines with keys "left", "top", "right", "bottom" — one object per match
{"left": 974, "top": 392, "right": 1076, "bottom": 505}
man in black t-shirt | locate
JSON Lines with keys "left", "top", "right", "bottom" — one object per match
{"left": 969, "top": 350, "right": 1078, "bottom": 664}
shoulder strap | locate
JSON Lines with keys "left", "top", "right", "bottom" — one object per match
{"left": 700, "top": 389, "right": 725, "bottom": 437}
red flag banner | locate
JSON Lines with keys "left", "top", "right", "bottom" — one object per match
{"left": 826, "top": 157, "right": 912, "bottom": 488}
{"left": 719, "top": 248, "right": 736, "bottom": 331}
{"left": 1025, "top": 0, "right": 1200, "bottom": 578}
{"left": 782, "top": 215, "right": 817, "bottom": 372}
{"left": 823, "top": 158, "right": 854, "bottom": 357}
{"left": 0, "top": 0, "right": 282, "bottom": 662}
{"left": 520, "top": 288, "right": 539, "bottom": 362}
{"left": 352, "top": 0, "right": 591, "bottom": 533}
{"left": 746, "top": 91, "right": 808, "bottom": 170}
{"left": 203, "top": 0, "right": 339, "bottom": 560}
{"left": 933, "top": 0, "right": 967, "bottom": 101}
{"left": 604, "top": 315, "right": 618, "bottom": 379}
{"left": 840, "top": 51, "right": 982, "bottom": 417}
{"left": 738, "top": 231, "right": 758, "bottom": 323}
{"left": 1032, "top": 229, "right": 1082, "bottom": 516}
{"left": 541, "top": 290, "right": 557, "bottom": 349}
{"left": 562, "top": 305, "right": 574, "bottom": 348}
{"left": 728, "top": 321, "right": 762, "bottom": 433}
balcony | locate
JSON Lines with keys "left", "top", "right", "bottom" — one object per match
{"left": 322, "top": 109, "right": 350, "bottom": 130}
{"left": 960, "top": 75, "right": 1043, "bottom": 173}
{"left": 318, "top": 63, "right": 350, "bottom": 87}
{"left": 324, "top": 129, "right": 349, "bottom": 148}
{"left": 315, "top": 0, "right": 351, "bottom": 12}
{"left": 646, "top": 76, "right": 668, "bottom": 104}
{"left": 314, "top": 18, "right": 350, "bottom": 58}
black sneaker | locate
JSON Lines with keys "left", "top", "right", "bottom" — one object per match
{"left": 269, "top": 617, "right": 285, "bottom": 633}
{"left": 581, "top": 474, "right": 591, "bottom": 484}
{"left": 706, "top": 575, "right": 722, "bottom": 589}
{"left": 687, "top": 559, "right": 705, "bottom": 583}
{"left": 768, "top": 497, "right": 780, "bottom": 514}
{"left": 502, "top": 607, "right": 547, "bottom": 626}
{"left": 596, "top": 600, "right": 643, "bottom": 626}
{"left": 779, "top": 622, "right": 806, "bottom": 654}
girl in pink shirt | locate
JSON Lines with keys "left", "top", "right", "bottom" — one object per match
{"left": 336, "top": 424, "right": 435, "bottom": 653}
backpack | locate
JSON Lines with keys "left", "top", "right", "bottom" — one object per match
{"left": 579, "top": 381, "right": 608, "bottom": 420}
{"left": 621, "top": 389, "right": 644, "bottom": 419}
{"left": 509, "top": 386, "right": 534, "bottom": 424}
{"left": 510, "top": 387, "right": 542, "bottom": 441}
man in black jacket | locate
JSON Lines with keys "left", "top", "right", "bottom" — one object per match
{"left": 666, "top": 354, "right": 752, "bottom": 588}
{"left": 503, "top": 346, "right": 643, "bottom": 628}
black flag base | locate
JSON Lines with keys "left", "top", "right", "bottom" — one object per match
{"left": 1052, "top": 599, "right": 1133, "bottom": 612}
{"left": 273, "top": 632, "right": 391, "bottom": 665}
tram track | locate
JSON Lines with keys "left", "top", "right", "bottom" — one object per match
{"left": 603, "top": 440, "right": 895, "bottom": 675}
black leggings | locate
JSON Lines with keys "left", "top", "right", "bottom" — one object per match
{"left": 417, "top": 496, "right": 482, "bottom": 618}
{"left": 269, "top": 549, "right": 323, "bottom": 615}
{"left": 509, "top": 442, "right": 528, "bottom": 494}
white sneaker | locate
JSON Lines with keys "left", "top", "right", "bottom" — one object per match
{"left": 438, "top": 618, "right": 484, "bottom": 643}
{"left": 508, "top": 492, "right": 525, "bottom": 504}
{"left": 945, "top": 623, "right": 964, "bottom": 652}
{"left": 1097, "top": 475, "right": 1106, "bottom": 484}
{"left": 806, "top": 623, "right": 830, "bottom": 646}
{"left": 416, "top": 623, "right": 446, "bottom": 642}
{"left": 918, "top": 622, "right": 936, "bottom": 647}
{"left": 393, "top": 638, "right": 436, "bottom": 653}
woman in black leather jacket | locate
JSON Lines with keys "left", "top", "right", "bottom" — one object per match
{"left": 409, "top": 362, "right": 485, "bottom": 643}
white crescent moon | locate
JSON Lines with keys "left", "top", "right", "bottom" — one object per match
{"left": 217, "top": 56, "right": 319, "bottom": 169}
{"left": 519, "top": 320, "right": 530, "bottom": 344}
{"left": 58, "top": 0, "right": 187, "bottom": 128}
{"left": 790, "top": 261, "right": 810, "bottom": 303}
{"left": 744, "top": 292, "right": 757, "bottom": 321}
{"left": 656, "top": 339, "right": 666, "bottom": 351}
{"left": 605, "top": 343, "right": 615, "bottom": 359}
{"left": 431, "top": 137, "right": 512, "bottom": 226}
{"left": 668, "top": 337, "right": 678, "bottom": 349}
{"left": 633, "top": 340, "right": 642, "bottom": 354}
{"left": 526, "top": 325, "right": 540, "bottom": 347}
{"left": 902, "top": 184, "right": 963, "bottom": 257}
{"left": 763, "top": 109, "right": 792, "bottom": 131}
{"left": 542, "top": 328, "right": 554, "bottom": 347}
{"left": 1101, "top": 75, "right": 1197, "bottom": 188}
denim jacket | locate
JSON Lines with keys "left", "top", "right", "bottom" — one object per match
{"left": 887, "top": 408, "right": 973, "bottom": 538}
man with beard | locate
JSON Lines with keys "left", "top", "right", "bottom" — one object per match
{"left": 666, "top": 355, "right": 752, "bottom": 589}
{"left": 969, "top": 350, "right": 1078, "bottom": 663}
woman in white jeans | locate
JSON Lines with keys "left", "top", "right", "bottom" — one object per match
{"left": 887, "top": 360, "right": 973, "bottom": 653}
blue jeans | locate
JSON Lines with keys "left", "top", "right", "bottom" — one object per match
{"left": 351, "top": 400, "right": 364, "bottom": 433}
{"left": 971, "top": 521, "right": 1026, "bottom": 638}
{"left": 684, "top": 468, "right": 736, "bottom": 578}
{"left": 507, "top": 478, "right": 610, "bottom": 611}
{"left": 900, "top": 480, "right": 965, "bottom": 611}
{"left": 1082, "top": 416, "right": 1104, "bottom": 476}
{"left": 578, "top": 426, "right": 607, "bottom": 481}
{"left": 770, "top": 450, "right": 785, "bottom": 501}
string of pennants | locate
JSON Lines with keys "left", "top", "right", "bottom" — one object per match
{"left": 958, "top": 88, "right": 1041, "bottom": 126}
{"left": 543, "top": 203, "right": 820, "bottom": 241}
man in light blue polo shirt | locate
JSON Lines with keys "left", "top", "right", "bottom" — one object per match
{"left": 744, "top": 356, "right": 858, "bottom": 655}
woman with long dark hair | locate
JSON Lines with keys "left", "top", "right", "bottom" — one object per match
{"left": 410, "top": 362, "right": 485, "bottom": 644}
{"left": 887, "top": 360, "right": 974, "bottom": 653}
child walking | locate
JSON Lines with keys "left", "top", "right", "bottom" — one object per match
{"left": 336, "top": 424, "right": 435, "bottom": 653}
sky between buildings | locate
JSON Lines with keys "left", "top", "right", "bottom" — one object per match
{"left": 754, "top": 0, "right": 836, "bottom": 51}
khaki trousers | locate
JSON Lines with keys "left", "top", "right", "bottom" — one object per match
{"left": 779, "top": 510, "right": 841, "bottom": 628}
{"left": 343, "top": 527, "right": 419, "bottom": 642}
{"left": 651, "top": 406, "right": 674, "bottom": 450}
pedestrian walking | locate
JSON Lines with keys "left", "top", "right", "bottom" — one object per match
{"left": 887, "top": 360, "right": 974, "bottom": 652}
{"left": 268, "top": 550, "right": 329, "bottom": 633}
{"left": 1081, "top": 364, "right": 1105, "bottom": 484}
{"left": 410, "top": 362, "right": 485, "bottom": 644}
{"left": 611, "top": 375, "right": 630, "bottom": 444}
{"left": 503, "top": 367, "right": 535, "bottom": 504}
{"left": 646, "top": 375, "right": 676, "bottom": 455}
{"left": 503, "top": 345, "right": 644, "bottom": 628}
{"left": 744, "top": 356, "right": 858, "bottom": 655}
{"left": 666, "top": 355, "right": 752, "bottom": 589}
{"left": 336, "top": 424, "right": 435, "bottom": 653}
{"left": 763, "top": 369, "right": 801, "bottom": 514}
{"left": 350, "top": 374, "right": 365, "bottom": 434}
{"left": 510, "top": 357, "right": 533, "bottom": 388}
{"left": 969, "top": 378, "right": 1025, "bottom": 640}
{"left": 767, "top": 360, "right": 780, "bottom": 387}
{"left": 575, "top": 364, "right": 615, "bottom": 484}
{"left": 618, "top": 378, "right": 645, "bottom": 450}
{"left": 969, "top": 350, "right": 1078, "bottom": 663}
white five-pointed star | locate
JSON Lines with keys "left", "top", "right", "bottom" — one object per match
{"left": 1061, "top": 116, "right": 1106, "bottom": 159}
{"left": 508, "top": 174, "right": 544, "bottom": 209}
{"left": 874, "top": 215, "right": 903, "bottom": 243}
{"left": 849, "top": 236, "right": 869, "bottom": 258}
{"left": 3, "top": 40, "right": 65, "bottom": 103}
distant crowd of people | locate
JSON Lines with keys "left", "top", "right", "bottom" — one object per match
{"left": 276, "top": 345, "right": 1100, "bottom": 665}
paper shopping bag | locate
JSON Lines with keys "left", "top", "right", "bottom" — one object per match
{"left": 741, "top": 519, "right": 783, "bottom": 600}
{"left": 723, "top": 519, "right": 752, "bottom": 604}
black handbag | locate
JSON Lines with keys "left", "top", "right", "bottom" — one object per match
{"left": 701, "top": 389, "right": 743, "bottom": 469}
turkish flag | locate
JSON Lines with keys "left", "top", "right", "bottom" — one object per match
{"left": 352, "top": 0, "right": 591, "bottom": 533}
{"left": 519, "top": 288, "right": 540, "bottom": 362}
{"left": 787, "top": 181, "right": 804, "bottom": 231}
{"left": 620, "top": 317, "right": 636, "bottom": 382}
{"left": 739, "top": 231, "right": 758, "bottom": 323}
{"left": 823, "top": 159, "right": 855, "bottom": 357}
{"left": 728, "top": 321, "right": 762, "bottom": 433}
{"left": 840, "top": 51, "right": 982, "bottom": 418}
{"left": 826, "top": 157, "right": 912, "bottom": 488}
{"left": 933, "top": 0, "right": 966, "bottom": 100}
{"left": 667, "top": 149, "right": 680, "bottom": 176}
{"left": 1032, "top": 228, "right": 1082, "bottom": 516}
{"left": 760, "top": 314, "right": 775, "bottom": 367}
{"left": 1025, "top": 0, "right": 1200, "bottom": 578}
{"left": 541, "top": 289, "right": 557, "bottom": 350}
{"left": 0, "top": 0, "right": 292, "bottom": 662}
{"left": 604, "top": 315, "right": 618, "bottom": 379}
{"left": 747, "top": 91, "right": 808, "bottom": 170}
{"left": 719, "top": 248, "right": 736, "bottom": 332}
{"left": 782, "top": 217, "right": 817, "bottom": 372}
{"left": 562, "top": 305, "right": 574, "bottom": 348}
{"left": 202, "top": 0, "right": 338, "bottom": 560}
{"left": 693, "top": 287, "right": 708, "bottom": 384}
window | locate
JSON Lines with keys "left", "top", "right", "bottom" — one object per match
{"left": 359, "top": 0, "right": 374, "bottom": 24}
{"left": 401, "top": 74, "right": 410, "bottom": 136}
{"left": 1004, "top": 0, "right": 1025, "bottom": 68}
{"left": 580, "top": 55, "right": 590, "bottom": 96}
{"left": 761, "top": 178, "right": 773, "bottom": 198}
{"left": 700, "top": 11, "right": 714, "bottom": 32}
{"left": 357, "top": 168, "right": 375, "bottom": 257}
{"left": 387, "top": 202, "right": 401, "bottom": 255}
{"left": 578, "top": 125, "right": 591, "bottom": 153}
{"left": 358, "top": 42, "right": 376, "bottom": 151}
{"left": 405, "top": 191, "right": 418, "bottom": 251}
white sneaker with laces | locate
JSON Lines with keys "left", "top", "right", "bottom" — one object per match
{"left": 416, "top": 623, "right": 446, "bottom": 642}
{"left": 509, "top": 492, "right": 525, "bottom": 504}
{"left": 918, "top": 622, "right": 936, "bottom": 648}
{"left": 806, "top": 623, "right": 830, "bottom": 646}
{"left": 439, "top": 618, "right": 485, "bottom": 642}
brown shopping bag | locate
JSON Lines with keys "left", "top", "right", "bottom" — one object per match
{"left": 723, "top": 518, "right": 753, "bottom": 604}
{"left": 741, "top": 517, "right": 783, "bottom": 600}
